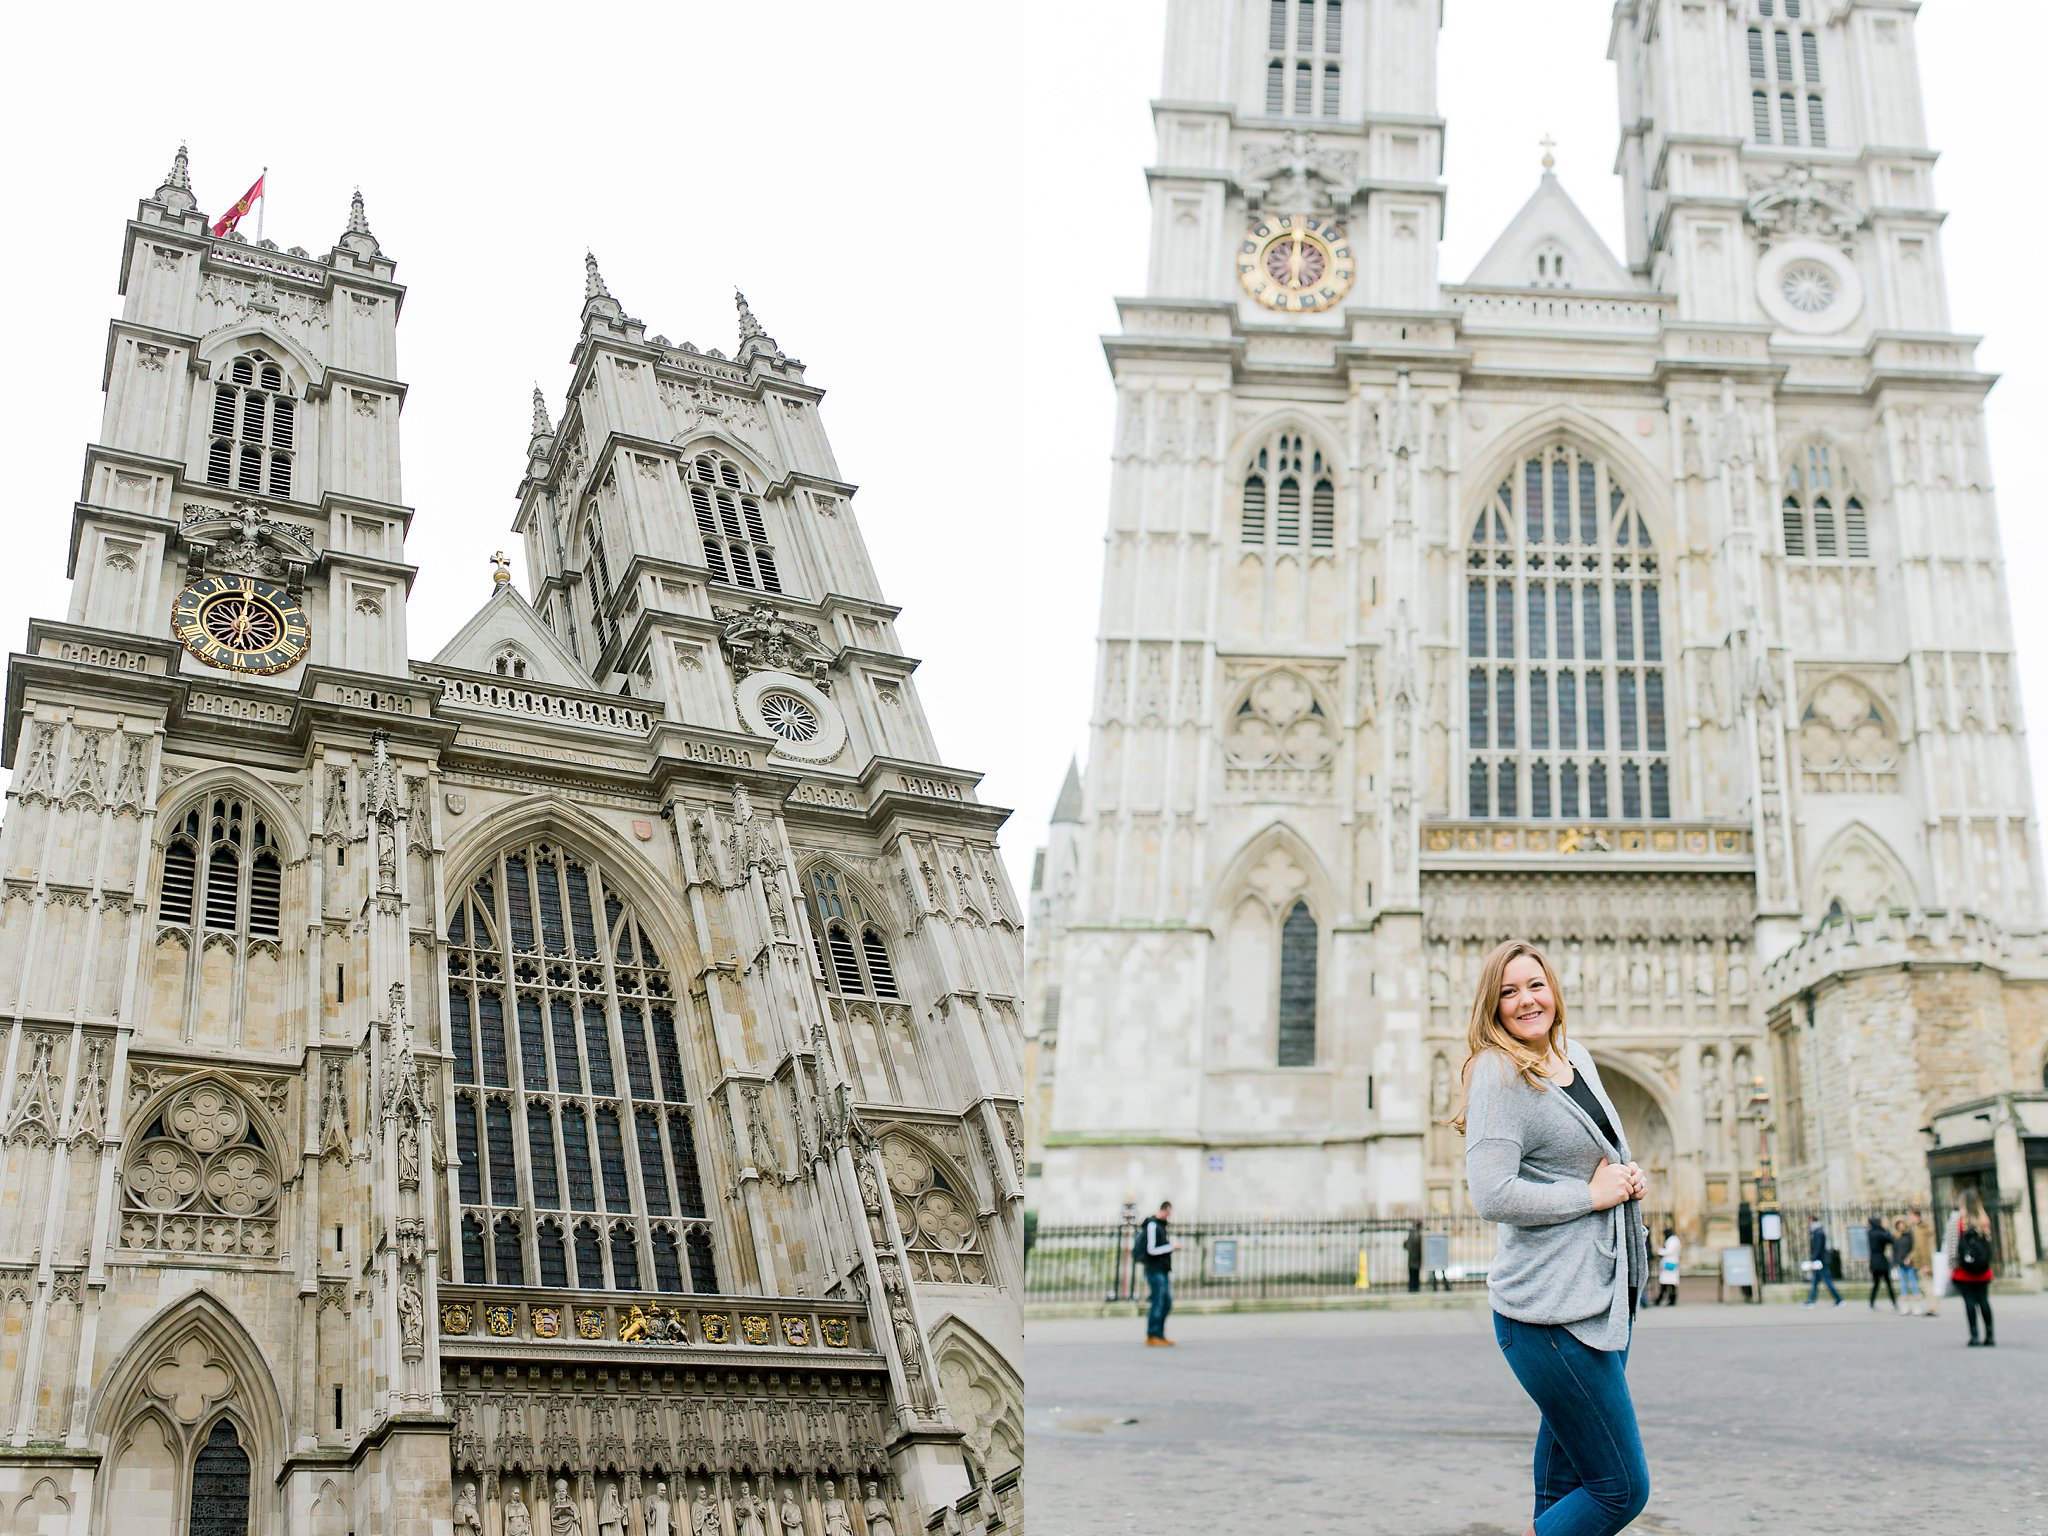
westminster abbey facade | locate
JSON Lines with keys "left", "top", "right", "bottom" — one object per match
{"left": 0, "top": 152, "right": 1023, "bottom": 1535}
{"left": 1031, "top": 0, "right": 2048, "bottom": 1270}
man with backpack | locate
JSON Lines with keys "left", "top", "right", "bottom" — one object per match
{"left": 1800, "top": 1214, "right": 1843, "bottom": 1307}
{"left": 1136, "top": 1200, "right": 1177, "bottom": 1346}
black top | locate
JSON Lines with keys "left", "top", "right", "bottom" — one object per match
{"left": 1559, "top": 1071, "right": 1617, "bottom": 1147}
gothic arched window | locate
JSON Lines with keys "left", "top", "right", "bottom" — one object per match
{"left": 1465, "top": 443, "right": 1670, "bottom": 821}
{"left": 206, "top": 350, "right": 295, "bottom": 498}
{"left": 1264, "top": 0, "right": 1339, "bottom": 117}
{"left": 580, "top": 507, "right": 616, "bottom": 653}
{"left": 1239, "top": 434, "right": 1335, "bottom": 551}
{"left": 158, "top": 797, "right": 283, "bottom": 938}
{"left": 1780, "top": 441, "right": 1869, "bottom": 562}
{"left": 119, "top": 1079, "right": 282, "bottom": 1259}
{"left": 189, "top": 1418, "right": 252, "bottom": 1535}
{"left": 1276, "top": 901, "right": 1319, "bottom": 1067}
{"left": 447, "top": 840, "right": 718, "bottom": 1293}
{"left": 1747, "top": 2, "right": 1823, "bottom": 145}
{"left": 805, "top": 866, "right": 901, "bottom": 1001}
{"left": 687, "top": 453, "right": 782, "bottom": 594}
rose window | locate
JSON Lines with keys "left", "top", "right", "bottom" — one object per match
{"left": 1780, "top": 262, "right": 1836, "bottom": 314}
{"left": 758, "top": 691, "right": 821, "bottom": 743}
{"left": 879, "top": 1132, "right": 990, "bottom": 1285}
{"left": 120, "top": 1080, "right": 282, "bottom": 1258}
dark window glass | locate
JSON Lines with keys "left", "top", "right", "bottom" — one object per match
{"left": 1614, "top": 587, "right": 1634, "bottom": 661}
{"left": 485, "top": 1100, "right": 518, "bottom": 1205}
{"left": 450, "top": 989, "right": 475, "bottom": 1084}
{"left": 596, "top": 1109, "right": 631, "bottom": 1210}
{"left": 1622, "top": 762, "right": 1643, "bottom": 819}
{"left": 1496, "top": 669, "right": 1516, "bottom": 749}
{"left": 478, "top": 991, "right": 508, "bottom": 1088}
{"left": 670, "top": 1112, "right": 708, "bottom": 1217}
{"left": 611, "top": 1226, "right": 641, "bottom": 1292}
{"left": 455, "top": 1098, "right": 482, "bottom": 1204}
{"left": 1529, "top": 583, "right": 1547, "bottom": 658}
{"left": 562, "top": 1110, "right": 597, "bottom": 1210}
{"left": 686, "top": 1228, "right": 720, "bottom": 1293}
{"left": 574, "top": 1224, "right": 604, "bottom": 1289}
{"left": 1469, "top": 758, "right": 1491, "bottom": 818}
{"left": 1586, "top": 672, "right": 1606, "bottom": 749}
{"left": 1619, "top": 670, "right": 1639, "bottom": 752}
{"left": 1531, "top": 670, "right": 1550, "bottom": 750}
{"left": 1468, "top": 579, "right": 1487, "bottom": 656}
{"left": 1589, "top": 762, "right": 1609, "bottom": 818}
{"left": 1469, "top": 668, "right": 1489, "bottom": 748}
{"left": 189, "top": 1417, "right": 251, "bottom": 1536}
{"left": 1498, "top": 761, "right": 1518, "bottom": 819}
{"left": 1641, "top": 585, "right": 1662, "bottom": 660}
{"left": 538, "top": 1221, "right": 568, "bottom": 1287}
{"left": 505, "top": 854, "right": 533, "bottom": 950}
{"left": 1578, "top": 460, "right": 1598, "bottom": 544}
{"left": 462, "top": 1214, "right": 486, "bottom": 1283}
{"left": 1531, "top": 761, "right": 1552, "bottom": 819}
{"left": 1649, "top": 760, "right": 1671, "bottom": 820}
{"left": 1559, "top": 672, "right": 1579, "bottom": 750}
{"left": 1276, "top": 902, "right": 1318, "bottom": 1067}
{"left": 1551, "top": 459, "right": 1571, "bottom": 544}
{"left": 1583, "top": 590, "right": 1602, "bottom": 660}
{"left": 527, "top": 1105, "right": 559, "bottom": 1207}
{"left": 653, "top": 1229, "right": 685, "bottom": 1292}
{"left": 493, "top": 1219, "right": 524, "bottom": 1285}
{"left": 653, "top": 1007, "right": 687, "bottom": 1100}
{"left": 1646, "top": 670, "right": 1667, "bottom": 751}
{"left": 1495, "top": 580, "right": 1514, "bottom": 658}
{"left": 566, "top": 864, "right": 598, "bottom": 957}
{"left": 619, "top": 1003, "right": 655, "bottom": 1100}
{"left": 1561, "top": 762, "right": 1580, "bottom": 818}
{"left": 535, "top": 860, "right": 566, "bottom": 952}
{"left": 1556, "top": 586, "right": 1575, "bottom": 659}
{"left": 584, "top": 1003, "right": 615, "bottom": 1095}
{"left": 550, "top": 998, "right": 581, "bottom": 1094}
{"left": 637, "top": 1113, "right": 672, "bottom": 1215}
{"left": 517, "top": 996, "right": 548, "bottom": 1091}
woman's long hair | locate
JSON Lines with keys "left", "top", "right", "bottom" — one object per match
{"left": 1448, "top": 937, "right": 1568, "bottom": 1135}
{"left": 1959, "top": 1187, "right": 1989, "bottom": 1231}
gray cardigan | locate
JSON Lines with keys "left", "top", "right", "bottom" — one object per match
{"left": 1463, "top": 1039, "right": 1648, "bottom": 1351}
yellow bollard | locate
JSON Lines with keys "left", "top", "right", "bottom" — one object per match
{"left": 1355, "top": 1251, "right": 1369, "bottom": 1290}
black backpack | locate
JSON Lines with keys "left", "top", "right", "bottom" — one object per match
{"left": 1955, "top": 1223, "right": 1992, "bottom": 1274}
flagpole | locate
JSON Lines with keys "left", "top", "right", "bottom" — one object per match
{"left": 257, "top": 167, "right": 267, "bottom": 241}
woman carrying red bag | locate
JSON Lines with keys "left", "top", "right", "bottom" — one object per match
{"left": 1944, "top": 1188, "right": 1996, "bottom": 1348}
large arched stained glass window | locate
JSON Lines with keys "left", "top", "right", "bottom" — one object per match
{"left": 1465, "top": 443, "right": 1670, "bottom": 821}
{"left": 1276, "top": 900, "right": 1319, "bottom": 1067}
{"left": 448, "top": 840, "right": 719, "bottom": 1294}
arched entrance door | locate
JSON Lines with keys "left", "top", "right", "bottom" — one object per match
{"left": 1596, "top": 1062, "right": 1679, "bottom": 1236}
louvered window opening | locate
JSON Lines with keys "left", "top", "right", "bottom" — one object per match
{"left": 1240, "top": 435, "right": 1336, "bottom": 551}
{"left": 1746, "top": 8, "right": 1824, "bottom": 145}
{"left": 1265, "top": 0, "right": 1341, "bottom": 117}
{"left": 1780, "top": 442, "right": 1869, "bottom": 563}
{"left": 157, "top": 796, "right": 283, "bottom": 939}
{"left": 1465, "top": 444, "right": 1670, "bottom": 821}
{"left": 206, "top": 351, "right": 296, "bottom": 498}
{"left": 584, "top": 510, "right": 616, "bottom": 653}
{"left": 806, "top": 867, "right": 902, "bottom": 1001}
{"left": 687, "top": 454, "right": 782, "bottom": 594}
{"left": 447, "top": 840, "right": 718, "bottom": 1294}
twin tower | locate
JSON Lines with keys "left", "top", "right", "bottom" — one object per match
{"left": 1029, "top": 0, "right": 2048, "bottom": 1269}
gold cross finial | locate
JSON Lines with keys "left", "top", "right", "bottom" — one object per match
{"left": 490, "top": 550, "right": 511, "bottom": 585}
{"left": 1540, "top": 135, "right": 1557, "bottom": 172}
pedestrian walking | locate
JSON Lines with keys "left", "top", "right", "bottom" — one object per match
{"left": 1892, "top": 1218, "right": 1925, "bottom": 1315}
{"left": 1453, "top": 938, "right": 1651, "bottom": 1536}
{"left": 1405, "top": 1219, "right": 1423, "bottom": 1293}
{"left": 1656, "top": 1228, "right": 1680, "bottom": 1306}
{"left": 1801, "top": 1215, "right": 1843, "bottom": 1307}
{"left": 1907, "top": 1207, "right": 1939, "bottom": 1318}
{"left": 1945, "top": 1190, "right": 1996, "bottom": 1348}
{"left": 1136, "top": 1200, "right": 1176, "bottom": 1346}
{"left": 1865, "top": 1213, "right": 1896, "bottom": 1311}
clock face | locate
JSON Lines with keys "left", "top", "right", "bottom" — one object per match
{"left": 1237, "top": 214, "right": 1355, "bottom": 313}
{"left": 171, "top": 574, "right": 312, "bottom": 675}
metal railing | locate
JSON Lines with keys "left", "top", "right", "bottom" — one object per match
{"left": 1026, "top": 1215, "right": 1514, "bottom": 1306}
{"left": 1762, "top": 1201, "right": 2024, "bottom": 1287}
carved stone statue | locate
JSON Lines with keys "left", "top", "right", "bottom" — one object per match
{"left": 1429, "top": 1054, "right": 1451, "bottom": 1118}
{"left": 397, "top": 1115, "right": 421, "bottom": 1186}
{"left": 862, "top": 1484, "right": 896, "bottom": 1536}
{"left": 778, "top": 1487, "right": 803, "bottom": 1534}
{"left": 599, "top": 1483, "right": 626, "bottom": 1536}
{"left": 397, "top": 1275, "right": 425, "bottom": 1352}
{"left": 820, "top": 1482, "right": 853, "bottom": 1536}
{"left": 691, "top": 1483, "right": 722, "bottom": 1536}
{"left": 454, "top": 1482, "right": 482, "bottom": 1536}
{"left": 643, "top": 1481, "right": 672, "bottom": 1536}
{"left": 551, "top": 1478, "right": 584, "bottom": 1536}
{"left": 504, "top": 1491, "right": 534, "bottom": 1536}
{"left": 734, "top": 1479, "right": 768, "bottom": 1536}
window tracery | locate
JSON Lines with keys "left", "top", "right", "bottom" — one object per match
{"left": 1779, "top": 442, "right": 1870, "bottom": 563}
{"left": 447, "top": 839, "right": 718, "bottom": 1293}
{"left": 1746, "top": 1, "right": 1824, "bottom": 147}
{"left": 1796, "top": 677, "right": 1898, "bottom": 792}
{"left": 1465, "top": 443, "right": 1669, "bottom": 821}
{"left": 206, "top": 350, "right": 295, "bottom": 498}
{"left": 880, "top": 1132, "right": 991, "bottom": 1284}
{"left": 1222, "top": 669, "right": 1338, "bottom": 797}
{"left": 687, "top": 453, "right": 782, "bottom": 594}
{"left": 158, "top": 796, "right": 283, "bottom": 938}
{"left": 119, "top": 1079, "right": 282, "bottom": 1258}
{"left": 1239, "top": 433, "right": 1335, "bottom": 551}
{"left": 805, "top": 867, "right": 901, "bottom": 1001}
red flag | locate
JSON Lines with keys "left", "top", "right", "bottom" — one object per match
{"left": 210, "top": 174, "right": 265, "bottom": 238}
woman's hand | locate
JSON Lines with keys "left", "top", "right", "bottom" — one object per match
{"left": 1625, "top": 1161, "right": 1648, "bottom": 1204}
{"left": 1588, "top": 1157, "right": 1643, "bottom": 1212}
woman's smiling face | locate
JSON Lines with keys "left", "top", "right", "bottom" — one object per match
{"left": 1497, "top": 952, "right": 1555, "bottom": 1045}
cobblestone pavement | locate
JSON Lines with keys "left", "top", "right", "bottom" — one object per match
{"left": 1026, "top": 1294, "right": 2048, "bottom": 1535}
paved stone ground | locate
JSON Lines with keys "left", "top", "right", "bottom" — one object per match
{"left": 1027, "top": 1294, "right": 2048, "bottom": 1535}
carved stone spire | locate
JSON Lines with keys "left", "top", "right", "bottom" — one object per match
{"left": 156, "top": 144, "right": 196, "bottom": 215}
{"left": 735, "top": 289, "right": 785, "bottom": 365}
{"left": 340, "top": 187, "right": 381, "bottom": 257}
{"left": 582, "top": 251, "right": 623, "bottom": 323}
{"left": 530, "top": 385, "right": 552, "bottom": 438}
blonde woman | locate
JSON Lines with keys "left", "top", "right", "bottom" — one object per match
{"left": 1454, "top": 939, "right": 1652, "bottom": 1536}
{"left": 1944, "top": 1188, "right": 1996, "bottom": 1347}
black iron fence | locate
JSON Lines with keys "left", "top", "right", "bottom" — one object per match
{"left": 1025, "top": 1202, "right": 2023, "bottom": 1306}
{"left": 1027, "top": 1214, "right": 1675, "bottom": 1306}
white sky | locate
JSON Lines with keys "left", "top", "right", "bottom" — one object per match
{"left": 3, "top": 3, "right": 2043, "bottom": 905}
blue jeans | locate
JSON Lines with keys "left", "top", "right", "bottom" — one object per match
{"left": 1897, "top": 1264, "right": 1922, "bottom": 1296}
{"left": 1805, "top": 1263, "right": 1842, "bottom": 1304}
{"left": 1145, "top": 1268, "right": 1172, "bottom": 1338}
{"left": 1493, "top": 1313, "right": 1650, "bottom": 1536}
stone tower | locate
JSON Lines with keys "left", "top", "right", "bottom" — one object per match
{"left": 1032, "top": 0, "right": 2048, "bottom": 1258}
{"left": 0, "top": 150, "right": 1024, "bottom": 1535}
